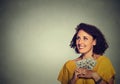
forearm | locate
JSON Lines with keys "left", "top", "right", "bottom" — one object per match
{"left": 68, "top": 78, "right": 76, "bottom": 84}
{"left": 94, "top": 77, "right": 107, "bottom": 84}
{"left": 92, "top": 72, "right": 107, "bottom": 84}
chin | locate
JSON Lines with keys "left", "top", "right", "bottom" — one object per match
{"left": 79, "top": 51, "right": 87, "bottom": 54}
{"left": 79, "top": 51, "right": 84, "bottom": 54}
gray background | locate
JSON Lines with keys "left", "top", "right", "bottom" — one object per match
{"left": 0, "top": 0, "right": 120, "bottom": 84}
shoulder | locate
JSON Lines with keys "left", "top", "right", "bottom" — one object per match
{"left": 63, "top": 60, "right": 76, "bottom": 69}
{"left": 64, "top": 60, "right": 75, "bottom": 66}
{"left": 98, "top": 55, "right": 111, "bottom": 62}
{"left": 97, "top": 55, "right": 113, "bottom": 65}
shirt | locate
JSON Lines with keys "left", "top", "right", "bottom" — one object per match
{"left": 57, "top": 56, "right": 116, "bottom": 84}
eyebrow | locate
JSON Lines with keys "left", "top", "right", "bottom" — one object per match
{"left": 76, "top": 35, "right": 89, "bottom": 38}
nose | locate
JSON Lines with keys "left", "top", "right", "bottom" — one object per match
{"left": 78, "top": 39, "right": 83, "bottom": 44}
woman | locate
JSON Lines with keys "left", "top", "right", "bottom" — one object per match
{"left": 57, "top": 23, "right": 116, "bottom": 84}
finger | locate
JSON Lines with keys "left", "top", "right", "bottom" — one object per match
{"left": 82, "top": 69, "right": 86, "bottom": 75}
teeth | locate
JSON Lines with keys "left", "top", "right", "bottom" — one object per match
{"left": 77, "top": 44, "right": 85, "bottom": 49}
{"left": 79, "top": 47, "right": 84, "bottom": 49}
{"left": 80, "top": 47, "right": 83, "bottom": 49}
{"left": 79, "top": 46, "right": 84, "bottom": 48}
{"left": 80, "top": 47, "right": 84, "bottom": 48}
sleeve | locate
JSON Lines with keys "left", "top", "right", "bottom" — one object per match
{"left": 57, "top": 62, "right": 69, "bottom": 84}
{"left": 96, "top": 57, "right": 116, "bottom": 83}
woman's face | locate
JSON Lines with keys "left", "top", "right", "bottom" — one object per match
{"left": 76, "top": 30, "right": 96, "bottom": 54}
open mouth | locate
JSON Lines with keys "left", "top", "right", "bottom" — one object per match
{"left": 77, "top": 44, "right": 85, "bottom": 49}
{"left": 77, "top": 46, "right": 85, "bottom": 50}
{"left": 79, "top": 46, "right": 84, "bottom": 49}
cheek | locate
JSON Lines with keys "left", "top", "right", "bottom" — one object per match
{"left": 86, "top": 42, "right": 94, "bottom": 47}
{"left": 76, "top": 40, "right": 78, "bottom": 45}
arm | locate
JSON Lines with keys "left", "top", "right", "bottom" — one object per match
{"left": 68, "top": 69, "right": 79, "bottom": 84}
{"left": 108, "top": 76, "right": 115, "bottom": 84}
{"left": 92, "top": 72, "right": 107, "bottom": 84}
{"left": 68, "top": 78, "right": 76, "bottom": 84}
{"left": 68, "top": 74, "right": 114, "bottom": 84}
{"left": 69, "top": 68, "right": 115, "bottom": 84}
{"left": 91, "top": 71, "right": 115, "bottom": 84}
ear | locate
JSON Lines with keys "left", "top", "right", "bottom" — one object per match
{"left": 93, "top": 39, "right": 96, "bottom": 46}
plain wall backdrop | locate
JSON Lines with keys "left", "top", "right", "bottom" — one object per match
{"left": 0, "top": 0, "right": 120, "bottom": 84}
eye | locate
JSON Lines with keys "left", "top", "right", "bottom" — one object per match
{"left": 76, "top": 36, "right": 80, "bottom": 40}
{"left": 83, "top": 37, "right": 88, "bottom": 40}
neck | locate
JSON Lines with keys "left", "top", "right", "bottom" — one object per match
{"left": 82, "top": 54, "right": 93, "bottom": 59}
{"left": 80, "top": 53, "right": 101, "bottom": 60}
{"left": 81, "top": 50, "right": 93, "bottom": 59}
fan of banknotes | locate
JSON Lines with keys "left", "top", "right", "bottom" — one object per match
{"left": 76, "top": 58, "right": 96, "bottom": 70}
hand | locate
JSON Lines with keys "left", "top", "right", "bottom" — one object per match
{"left": 71, "top": 68, "right": 87, "bottom": 80}
{"left": 73, "top": 68, "right": 99, "bottom": 79}
{"left": 69, "top": 68, "right": 101, "bottom": 84}
{"left": 77, "top": 68, "right": 93, "bottom": 78}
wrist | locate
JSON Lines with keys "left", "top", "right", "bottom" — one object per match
{"left": 95, "top": 78, "right": 102, "bottom": 84}
{"left": 92, "top": 72, "right": 101, "bottom": 81}
{"left": 68, "top": 78, "right": 76, "bottom": 84}
{"left": 92, "top": 72, "right": 102, "bottom": 84}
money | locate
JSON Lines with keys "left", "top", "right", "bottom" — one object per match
{"left": 76, "top": 58, "right": 96, "bottom": 70}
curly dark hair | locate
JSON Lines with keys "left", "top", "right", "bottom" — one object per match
{"left": 70, "top": 23, "right": 109, "bottom": 55}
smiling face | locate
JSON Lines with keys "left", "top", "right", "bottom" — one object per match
{"left": 76, "top": 30, "right": 96, "bottom": 55}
